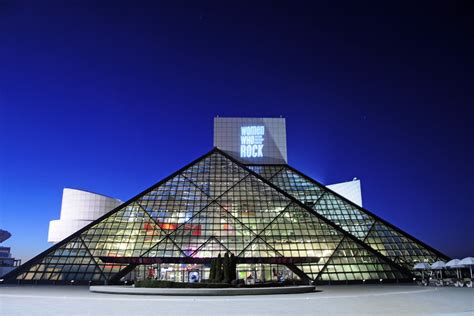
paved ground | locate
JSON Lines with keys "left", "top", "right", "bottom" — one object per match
{"left": 0, "top": 284, "right": 473, "bottom": 315}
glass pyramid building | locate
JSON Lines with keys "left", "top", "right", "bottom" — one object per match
{"left": 2, "top": 148, "right": 449, "bottom": 284}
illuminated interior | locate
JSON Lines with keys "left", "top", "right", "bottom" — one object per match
{"left": 5, "top": 149, "right": 447, "bottom": 284}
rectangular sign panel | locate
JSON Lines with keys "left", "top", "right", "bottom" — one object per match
{"left": 214, "top": 117, "right": 287, "bottom": 164}
{"left": 240, "top": 125, "right": 265, "bottom": 158}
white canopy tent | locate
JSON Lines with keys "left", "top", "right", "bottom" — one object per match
{"left": 446, "top": 259, "right": 464, "bottom": 280}
{"left": 431, "top": 261, "right": 446, "bottom": 269}
{"left": 413, "top": 262, "right": 432, "bottom": 281}
{"left": 431, "top": 261, "right": 446, "bottom": 279}
{"left": 459, "top": 257, "right": 474, "bottom": 279}
{"left": 445, "top": 259, "right": 462, "bottom": 268}
{"left": 414, "top": 262, "right": 431, "bottom": 270}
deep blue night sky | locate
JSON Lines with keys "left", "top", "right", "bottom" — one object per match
{"left": 0, "top": 1, "right": 473, "bottom": 262}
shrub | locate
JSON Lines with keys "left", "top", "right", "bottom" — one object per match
{"left": 215, "top": 254, "right": 223, "bottom": 282}
{"left": 209, "top": 258, "right": 216, "bottom": 281}
{"left": 223, "top": 252, "right": 231, "bottom": 283}
{"left": 230, "top": 253, "right": 237, "bottom": 282}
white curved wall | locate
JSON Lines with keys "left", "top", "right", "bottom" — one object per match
{"left": 48, "top": 188, "right": 122, "bottom": 243}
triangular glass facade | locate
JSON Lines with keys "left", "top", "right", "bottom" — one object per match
{"left": 4, "top": 148, "right": 446, "bottom": 284}
{"left": 250, "top": 165, "right": 449, "bottom": 270}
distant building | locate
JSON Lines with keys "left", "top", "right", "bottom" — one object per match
{"left": 0, "top": 230, "right": 21, "bottom": 277}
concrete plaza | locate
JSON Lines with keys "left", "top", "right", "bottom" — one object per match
{"left": 0, "top": 284, "right": 473, "bottom": 315}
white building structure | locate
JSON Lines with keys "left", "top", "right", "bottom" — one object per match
{"left": 327, "top": 178, "right": 363, "bottom": 207}
{"left": 48, "top": 188, "right": 122, "bottom": 243}
{"left": 214, "top": 117, "right": 288, "bottom": 164}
